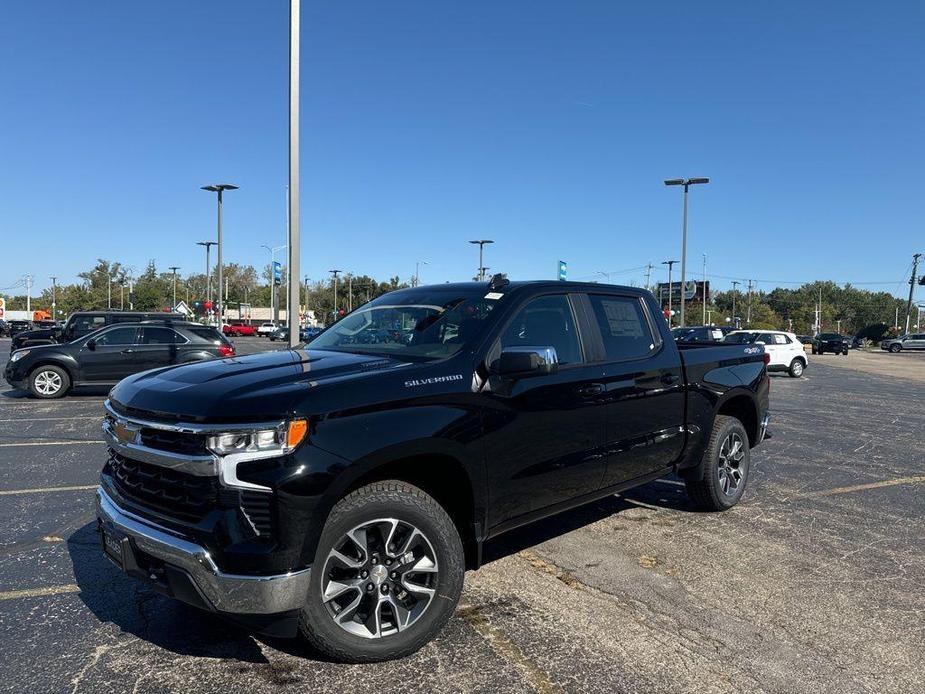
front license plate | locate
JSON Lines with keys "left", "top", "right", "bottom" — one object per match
{"left": 101, "top": 526, "right": 124, "bottom": 568}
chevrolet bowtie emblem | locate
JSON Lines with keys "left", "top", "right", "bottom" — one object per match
{"left": 113, "top": 420, "right": 136, "bottom": 444}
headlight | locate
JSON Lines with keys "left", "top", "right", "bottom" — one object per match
{"left": 10, "top": 350, "right": 30, "bottom": 363}
{"left": 207, "top": 419, "right": 308, "bottom": 456}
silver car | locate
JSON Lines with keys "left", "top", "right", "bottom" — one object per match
{"left": 881, "top": 333, "right": 925, "bottom": 352}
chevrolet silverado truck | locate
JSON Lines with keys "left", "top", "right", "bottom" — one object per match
{"left": 96, "top": 278, "right": 770, "bottom": 662}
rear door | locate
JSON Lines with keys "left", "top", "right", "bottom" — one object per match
{"left": 481, "top": 292, "right": 606, "bottom": 527}
{"left": 581, "top": 293, "right": 686, "bottom": 486}
{"left": 135, "top": 327, "right": 188, "bottom": 371}
{"left": 754, "top": 332, "right": 785, "bottom": 367}
{"left": 78, "top": 326, "right": 140, "bottom": 382}
{"left": 910, "top": 334, "right": 925, "bottom": 350}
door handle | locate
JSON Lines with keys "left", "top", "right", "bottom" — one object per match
{"left": 120, "top": 349, "right": 135, "bottom": 354}
{"left": 577, "top": 383, "right": 605, "bottom": 397}
{"left": 660, "top": 373, "right": 678, "bottom": 385}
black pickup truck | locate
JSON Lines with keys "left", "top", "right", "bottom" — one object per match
{"left": 96, "top": 279, "right": 770, "bottom": 662}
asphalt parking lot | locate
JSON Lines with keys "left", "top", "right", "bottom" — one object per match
{"left": 0, "top": 339, "right": 923, "bottom": 694}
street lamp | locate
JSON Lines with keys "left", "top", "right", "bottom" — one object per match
{"left": 662, "top": 260, "right": 679, "bottom": 327}
{"left": 201, "top": 183, "right": 239, "bottom": 323}
{"left": 469, "top": 240, "right": 494, "bottom": 281}
{"left": 664, "top": 177, "right": 709, "bottom": 327}
{"left": 169, "top": 266, "right": 181, "bottom": 310}
{"left": 329, "top": 269, "right": 342, "bottom": 321}
{"left": 50, "top": 276, "right": 57, "bottom": 320}
{"left": 415, "top": 260, "right": 429, "bottom": 287}
{"left": 196, "top": 241, "right": 217, "bottom": 317}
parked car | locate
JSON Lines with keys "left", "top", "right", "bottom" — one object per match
{"left": 300, "top": 325, "right": 323, "bottom": 342}
{"left": 4, "top": 321, "right": 234, "bottom": 399}
{"left": 8, "top": 320, "right": 33, "bottom": 337}
{"left": 671, "top": 326, "right": 731, "bottom": 343}
{"left": 222, "top": 322, "right": 257, "bottom": 337}
{"left": 257, "top": 322, "right": 279, "bottom": 337}
{"left": 0, "top": 319, "right": 9, "bottom": 337}
{"left": 96, "top": 279, "right": 770, "bottom": 662}
{"left": 268, "top": 326, "right": 289, "bottom": 341}
{"left": 880, "top": 333, "right": 925, "bottom": 352}
{"left": 795, "top": 335, "right": 814, "bottom": 350}
{"left": 812, "top": 333, "right": 850, "bottom": 355}
{"left": 724, "top": 330, "right": 808, "bottom": 377}
{"left": 11, "top": 311, "right": 185, "bottom": 351}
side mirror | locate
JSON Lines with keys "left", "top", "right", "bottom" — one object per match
{"left": 86, "top": 339, "right": 96, "bottom": 351}
{"left": 496, "top": 346, "right": 559, "bottom": 378}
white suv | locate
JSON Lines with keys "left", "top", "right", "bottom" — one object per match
{"left": 257, "top": 322, "right": 279, "bottom": 337}
{"left": 725, "top": 330, "right": 808, "bottom": 378}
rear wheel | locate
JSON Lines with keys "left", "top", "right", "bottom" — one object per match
{"left": 28, "top": 365, "right": 70, "bottom": 399}
{"left": 889, "top": 344, "right": 901, "bottom": 353}
{"left": 788, "top": 359, "right": 804, "bottom": 378}
{"left": 685, "top": 415, "right": 751, "bottom": 511}
{"left": 299, "top": 481, "right": 464, "bottom": 662}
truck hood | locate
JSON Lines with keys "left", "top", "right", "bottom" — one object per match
{"left": 109, "top": 348, "right": 411, "bottom": 422}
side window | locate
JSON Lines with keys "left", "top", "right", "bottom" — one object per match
{"left": 772, "top": 334, "right": 789, "bottom": 345}
{"left": 587, "top": 294, "right": 656, "bottom": 361}
{"left": 140, "top": 327, "right": 185, "bottom": 344}
{"left": 93, "top": 327, "right": 137, "bottom": 346}
{"left": 112, "top": 314, "right": 141, "bottom": 324}
{"left": 500, "top": 295, "right": 583, "bottom": 365}
{"left": 73, "top": 315, "right": 106, "bottom": 336}
{"left": 755, "top": 333, "right": 773, "bottom": 344}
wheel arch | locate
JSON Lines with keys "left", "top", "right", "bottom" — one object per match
{"left": 714, "top": 392, "right": 760, "bottom": 447}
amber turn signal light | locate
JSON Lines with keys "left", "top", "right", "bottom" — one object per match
{"left": 287, "top": 419, "right": 308, "bottom": 448}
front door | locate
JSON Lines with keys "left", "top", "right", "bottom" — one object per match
{"left": 481, "top": 294, "right": 606, "bottom": 528}
{"left": 582, "top": 293, "right": 686, "bottom": 487}
{"left": 78, "top": 326, "right": 140, "bottom": 382}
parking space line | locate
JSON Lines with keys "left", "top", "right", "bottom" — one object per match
{"left": 0, "top": 440, "right": 102, "bottom": 447}
{"left": 0, "top": 484, "right": 97, "bottom": 496}
{"left": 0, "top": 584, "right": 80, "bottom": 602}
{"left": 0, "top": 416, "right": 101, "bottom": 423}
{"left": 794, "top": 475, "right": 925, "bottom": 499}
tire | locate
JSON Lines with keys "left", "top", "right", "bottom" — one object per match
{"left": 811, "top": 347, "right": 817, "bottom": 355}
{"left": 685, "top": 415, "right": 751, "bottom": 511}
{"left": 28, "top": 365, "right": 70, "bottom": 399}
{"left": 889, "top": 344, "right": 901, "bottom": 353}
{"left": 299, "top": 481, "right": 465, "bottom": 663}
{"left": 788, "top": 359, "right": 805, "bottom": 378}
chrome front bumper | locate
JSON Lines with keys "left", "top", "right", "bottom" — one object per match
{"left": 95, "top": 487, "right": 311, "bottom": 615}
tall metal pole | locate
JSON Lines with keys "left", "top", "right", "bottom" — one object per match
{"left": 288, "top": 0, "right": 301, "bottom": 346}
{"left": 169, "top": 266, "right": 180, "bottom": 309}
{"left": 746, "top": 280, "right": 754, "bottom": 326}
{"left": 701, "top": 254, "right": 707, "bottom": 325}
{"left": 216, "top": 190, "right": 224, "bottom": 323}
{"left": 680, "top": 183, "right": 689, "bottom": 326}
{"left": 50, "top": 276, "right": 57, "bottom": 320}
{"left": 329, "top": 269, "right": 342, "bottom": 322}
{"left": 905, "top": 253, "right": 921, "bottom": 334}
{"left": 731, "top": 280, "right": 739, "bottom": 326}
{"left": 662, "top": 260, "right": 677, "bottom": 327}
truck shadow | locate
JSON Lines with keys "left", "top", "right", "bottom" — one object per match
{"left": 66, "top": 522, "right": 274, "bottom": 663}
{"left": 481, "top": 477, "right": 692, "bottom": 565}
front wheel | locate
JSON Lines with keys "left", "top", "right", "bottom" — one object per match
{"left": 685, "top": 415, "right": 751, "bottom": 511}
{"left": 299, "top": 481, "right": 464, "bottom": 663}
{"left": 889, "top": 344, "right": 901, "bottom": 353}
{"left": 788, "top": 359, "right": 804, "bottom": 378}
{"left": 28, "top": 365, "right": 70, "bottom": 399}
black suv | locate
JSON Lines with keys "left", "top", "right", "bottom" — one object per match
{"left": 8, "top": 320, "right": 33, "bottom": 337}
{"left": 11, "top": 311, "right": 184, "bottom": 351}
{"left": 5, "top": 321, "right": 234, "bottom": 398}
{"left": 812, "top": 333, "right": 850, "bottom": 355}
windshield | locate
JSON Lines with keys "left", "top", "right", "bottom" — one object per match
{"left": 723, "top": 332, "right": 759, "bottom": 344}
{"left": 309, "top": 289, "right": 500, "bottom": 361}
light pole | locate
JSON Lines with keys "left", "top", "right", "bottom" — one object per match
{"left": 469, "top": 240, "right": 494, "bottom": 281}
{"left": 414, "top": 260, "right": 429, "bottom": 287}
{"left": 286, "top": 0, "right": 301, "bottom": 346}
{"left": 201, "top": 183, "right": 239, "bottom": 323}
{"left": 169, "top": 266, "right": 180, "bottom": 309}
{"left": 50, "top": 276, "right": 57, "bottom": 320}
{"left": 662, "top": 260, "right": 678, "bottom": 327}
{"left": 664, "top": 177, "right": 709, "bottom": 328}
{"left": 332, "top": 272, "right": 342, "bottom": 319}
{"left": 702, "top": 254, "right": 707, "bottom": 325}
{"left": 196, "top": 241, "right": 217, "bottom": 316}
{"left": 731, "top": 280, "right": 740, "bottom": 328}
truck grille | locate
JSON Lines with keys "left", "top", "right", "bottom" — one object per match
{"left": 109, "top": 452, "right": 219, "bottom": 522}
{"left": 136, "top": 428, "right": 210, "bottom": 456}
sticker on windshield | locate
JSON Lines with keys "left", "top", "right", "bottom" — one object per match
{"left": 484, "top": 292, "right": 504, "bottom": 300}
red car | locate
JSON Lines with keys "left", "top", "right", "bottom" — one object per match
{"left": 222, "top": 323, "right": 257, "bottom": 337}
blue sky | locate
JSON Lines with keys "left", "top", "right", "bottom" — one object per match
{"left": 1, "top": 1, "right": 923, "bottom": 298}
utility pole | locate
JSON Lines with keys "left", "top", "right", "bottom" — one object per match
{"left": 904, "top": 253, "right": 922, "bottom": 334}
{"left": 25, "top": 275, "right": 33, "bottom": 314}
{"left": 731, "top": 280, "right": 740, "bottom": 327}
{"left": 348, "top": 274, "right": 353, "bottom": 313}
{"left": 414, "top": 260, "right": 428, "bottom": 287}
{"left": 107, "top": 270, "right": 112, "bottom": 309}
{"left": 664, "top": 177, "right": 710, "bottom": 329}
{"left": 50, "top": 276, "right": 57, "bottom": 320}
{"left": 329, "top": 269, "right": 342, "bottom": 322}
{"left": 746, "top": 280, "right": 754, "bottom": 326}
{"left": 469, "top": 240, "right": 494, "bottom": 281}
{"left": 169, "top": 266, "right": 180, "bottom": 309}
{"left": 701, "top": 254, "right": 707, "bottom": 326}
{"left": 644, "top": 263, "right": 654, "bottom": 292}
{"left": 816, "top": 286, "right": 823, "bottom": 334}
{"left": 662, "top": 260, "right": 678, "bottom": 327}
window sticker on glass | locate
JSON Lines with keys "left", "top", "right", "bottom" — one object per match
{"left": 484, "top": 292, "right": 504, "bottom": 300}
